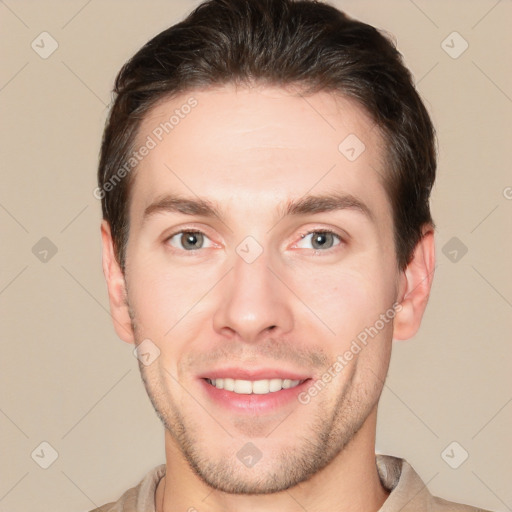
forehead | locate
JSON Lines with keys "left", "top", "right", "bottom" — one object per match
{"left": 130, "top": 84, "right": 390, "bottom": 228}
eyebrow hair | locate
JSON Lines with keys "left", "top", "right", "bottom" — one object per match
{"left": 282, "top": 193, "right": 374, "bottom": 222}
{"left": 142, "top": 191, "right": 375, "bottom": 226}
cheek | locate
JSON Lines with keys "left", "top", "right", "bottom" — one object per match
{"left": 126, "top": 261, "right": 196, "bottom": 337}
{"left": 126, "top": 256, "right": 223, "bottom": 370}
{"left": 289, "top": 259, "right": 396, "bottom": 344}
{"left": 127, "top": 268, "right": 194, "bottom": 381}
{"left": 295, "top": 266, "right": 395, "bottom": 400}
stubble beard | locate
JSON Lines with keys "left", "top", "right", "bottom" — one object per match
{"left": 127, "top": 297, "right": 381, "bottom": 495}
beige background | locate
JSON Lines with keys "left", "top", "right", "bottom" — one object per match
{"left": 1, "top": 1, "right": 511, "bottom": 511}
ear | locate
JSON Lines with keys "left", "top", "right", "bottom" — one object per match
{"left": 100, "top": 220, "right": 135, "bottom": 344}
{"left": 393, "top": 225, "right": 436, "bottom": 341}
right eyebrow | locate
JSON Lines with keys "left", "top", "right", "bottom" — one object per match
{"left": 142, "top": 194, "right": 221, "bottom": 226}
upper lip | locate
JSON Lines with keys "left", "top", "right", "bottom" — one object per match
{"left": 199, "top": 367, "right": 311, "bottom": 381}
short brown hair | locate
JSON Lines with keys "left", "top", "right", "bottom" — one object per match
{"left": 97, "top": 0, "right": 436, "bottom": 272}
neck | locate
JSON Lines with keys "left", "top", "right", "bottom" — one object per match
{"left": 156, "top": 407, "right": 389, "bottom": 512}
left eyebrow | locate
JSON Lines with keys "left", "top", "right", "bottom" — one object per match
{"left": 280, "top": 192, "right": 375, "bottom": 223}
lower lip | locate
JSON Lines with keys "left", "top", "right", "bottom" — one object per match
{"left": 199, "top": 378, "right": 312, "bottom": 414}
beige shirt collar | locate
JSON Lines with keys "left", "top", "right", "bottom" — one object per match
{"left": 93, "top": 454, "right": 490, "bottom": 512}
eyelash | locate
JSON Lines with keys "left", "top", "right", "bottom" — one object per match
{"left": 163, "top": 227, "right": 345, "bottom": 255}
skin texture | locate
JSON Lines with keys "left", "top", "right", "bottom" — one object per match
{"left": 101, "top": 84, "right": 435, "bottom": 512}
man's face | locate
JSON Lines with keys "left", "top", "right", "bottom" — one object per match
{"left": 121, "top": 85, "right": 403, "bottom": 493}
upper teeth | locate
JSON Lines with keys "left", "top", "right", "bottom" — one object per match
{"left": 207, "top": 378, "right": 303, "bottom": 394}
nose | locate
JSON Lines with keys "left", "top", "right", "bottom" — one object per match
{"left": 212, "top": 249, "right": 294, "bottom": 343}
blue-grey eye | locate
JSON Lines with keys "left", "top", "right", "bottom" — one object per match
{"left": 296, "top": 231, "right": 341, "bottom": 250}
{"left": 168, "top": 231, "right": 212, "bottom": 250}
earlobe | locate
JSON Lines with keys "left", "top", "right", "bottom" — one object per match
{"left": 393, "top": 226, "right": 436, "bottom": 341}
{"left": 100, "top": 220, "right": 135, "bottom": 344}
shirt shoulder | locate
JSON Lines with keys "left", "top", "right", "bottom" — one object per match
{"left": 88, "top": 486, "right": 137, "bottom": 512}
{"left": 431, "top": 495, "right": 494, "bottom": 512}
{"left": 88, "top": 464, "right": 166, "bottom": 512}
{"left": 89, "top": 500, "right": 122, "bottom": 512}
{"left": 376, "top": 454, "right": 495, "bottom": 512}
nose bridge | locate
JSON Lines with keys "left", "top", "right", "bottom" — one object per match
{"left": 212, "top": 243, "right": 293, "bottom": 341}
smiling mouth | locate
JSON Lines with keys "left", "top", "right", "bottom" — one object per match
{"left": 204, "top": 377, "right": 309, "bottom": 395}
